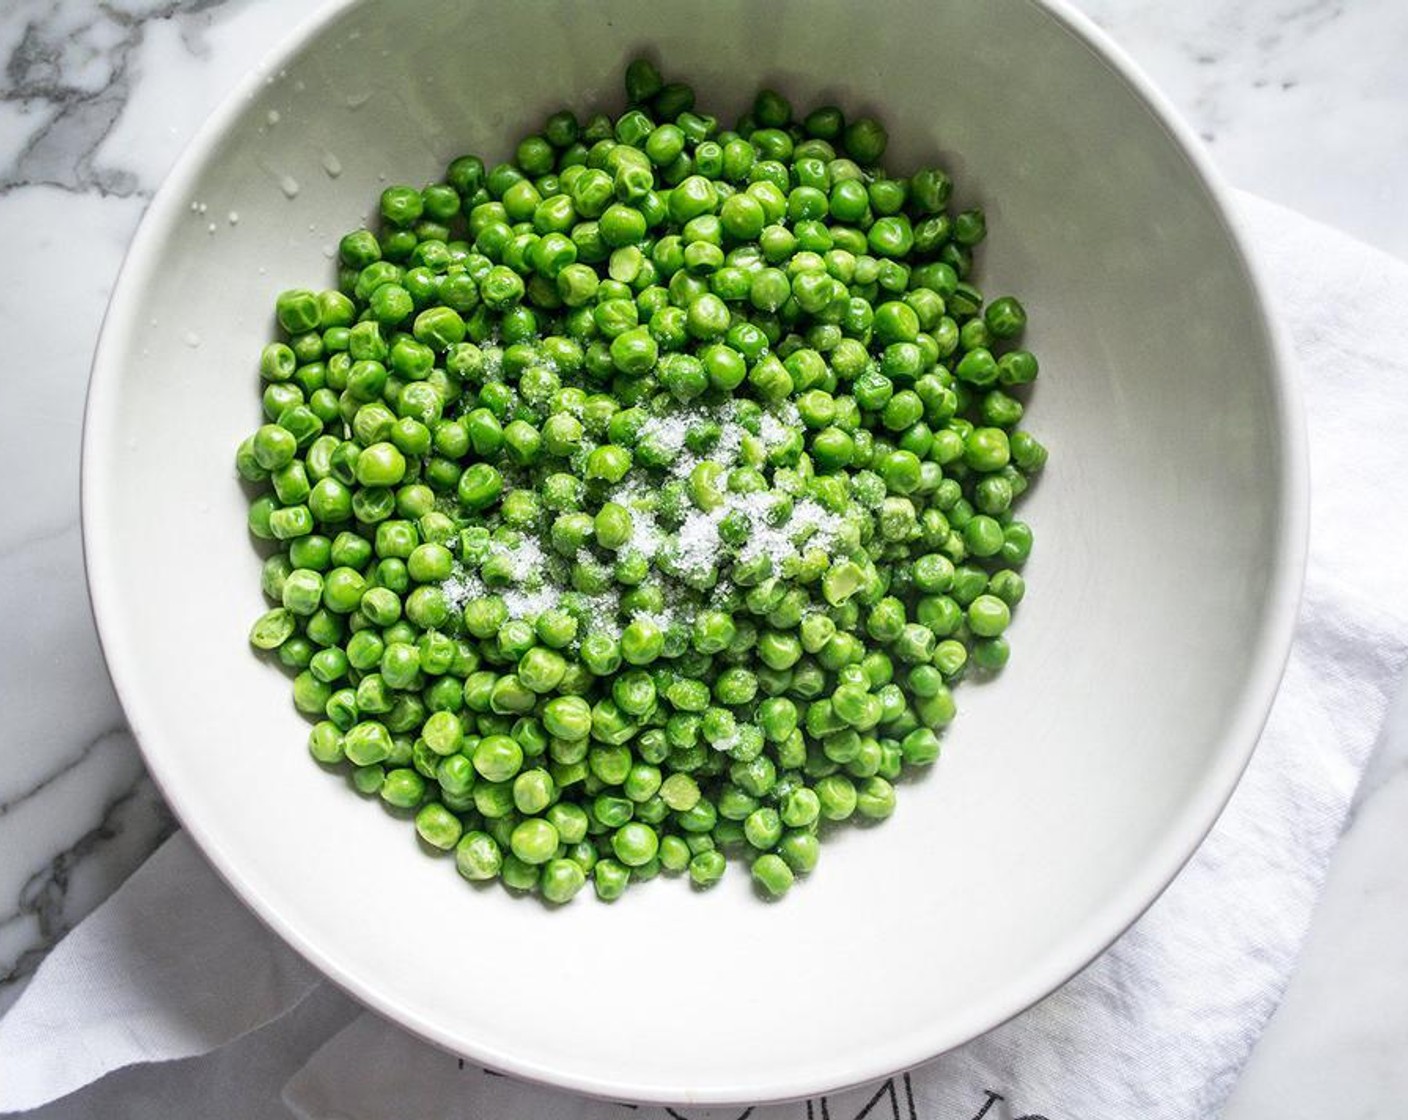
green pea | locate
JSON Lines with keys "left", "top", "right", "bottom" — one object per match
{"left": 455, "top": 831, "right": 503, "bottom": 881}
{"left": 688, "top": 849, "right": 726, "bottom": 887}
{"left": 474, "top": 734, "right": 524, "bottom": 782}
{"left": 249, "top": 608, "right": 295, "bottom": 650}
{"left": 751, "top": 852, "right": 794, "bottom": 897}
{"left": 778, "top": 831, "right": 820, "bottom": 875}
{"left": 380, "top": 768, "right": 426, "bottom": 810}
{"left": 510, "top": 817, "right": 559, "bottom": 864}
{"left": 540, "top": 858, "right": 587, "bottom": 903}
{"left": 593, "top": 858, "right": 631, "bottom": 900}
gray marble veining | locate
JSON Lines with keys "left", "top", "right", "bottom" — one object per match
{"left": 2, "top": 0, "right": 1406, "bottom": 1110}
{"left": 0, "top": 0, "right": 252, "bottom": 1010}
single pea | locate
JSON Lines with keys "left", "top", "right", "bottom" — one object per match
{"left": 855, "top": 776, "right": 897, "bottom": 820}
{"left": 751, "top": 852, "right": 794, "bottom": 897}
{"left": 510, "top": 817, "right": 559, "bottom": 865}
{"left": 249, "top": 607, "right": 295, "bottom": 650}
{"left": 380, "top": 768, "right": 426, "bottom": 810}
{"left": 412, "top": 803, "right": 462, "bottom": 850}
{"left": 963, "top": 427, "right": 1011, "bottom": 472}
{"left": 591, "top": 857, "right": 630, "bottom": 900}
{"left": 957, "top": 516, "right": 1000, "bottom": 561}
{"left": 815, "top": 774, "right": 858, "bottom": 820}
{"left": 474, "top": 734, "right": 524, "bottom": 782}
{"left": 512, "top": 768, "right": 555, "bottom": 815}
{"left": 543, "top": 695, "right": 592, "bottom": 741}
{"left": 902, "top": 727, "right": 943, "bottom": 766}
{"left": 584, "top": 444, "right": 632, "bottom": 483}
{"left": 275, "top": 289, "right": 321, "bottom": 334}
{"left": 967, "top": 593, "right": 1012, "bottom": 638}
{"left": 688, "top": 849, "right": 727, "bottom": 887}
{"left": 778, "top": 831, "right": 820, "bottom": 875}
{"left": 455, "top": 831, "right": 503, "bottom": 881}
{"left": 539, "top": 858, "right": 586, "bottom": 904}
{"left": 744, "top": 806, "right": 784, "bottom": 851}
{"left": 611, "top": 821, "right": 660, "bottom": 867}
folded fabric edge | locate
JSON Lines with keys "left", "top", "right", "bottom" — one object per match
{"left": 0, "top": 833, "right": 325, "bottom": 1114}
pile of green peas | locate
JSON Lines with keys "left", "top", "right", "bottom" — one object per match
{"left": 240, "top": 60, "right": 1047, "bottom": 903}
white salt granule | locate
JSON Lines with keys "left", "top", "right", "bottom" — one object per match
{"left": 487, "top": 535, "right": 545, "bottom": 584}
{"left": 440, "top": 568, "right": 486, "bottom": 610}
{"left": 502, "top": 587, "right": 558, "bottom": 619}
{"left": 673, "top": 505, "right": 726, "bottom": 576}
{"left": 609, "top": 480, "right": 664, "bottom": 558}
{"left": 478, "top": 344, "right": 505, "bottom": 381}
{"left": 637, "top": 412, "right": 691, "bottom": 458}
{"left": 759, "top": 400, "right": 802, "bottom": 450}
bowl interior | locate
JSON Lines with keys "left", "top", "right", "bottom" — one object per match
{"left": 84, "top": 0, "right": 1299, "bottom": 1103}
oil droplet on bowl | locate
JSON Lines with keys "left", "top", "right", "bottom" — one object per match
{"left": 267, "top": 109, "right": 281, "bottom": 126}
{"left": 346, "top": 90, "right": 371, "bottom": 110}
{"left": 228, "top": 211, "right": 240, "bottom": 225}
{"left": 183, "top": 331, "right": 202, "bottom": 348}
{"left": 206, "top": 222, "right": 217, "bottom": 234}
{"left": 279, "top": 174, "right": 300, "bottom": 199}
{"left": 321, "top": 151, "right": 342, "bottom": 178}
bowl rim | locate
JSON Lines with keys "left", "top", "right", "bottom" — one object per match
{"left": 80, "top": 0, "right": 1309, "bottom": 1104}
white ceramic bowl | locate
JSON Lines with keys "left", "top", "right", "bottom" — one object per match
{"left": 83, "top": 0, "right": 1306, "bottom": 1105}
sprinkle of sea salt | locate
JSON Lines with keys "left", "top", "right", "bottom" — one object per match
{"left": 487, "top": 535, "right": 545, "bottom": 584}
{"left": 502, "top": 586, "right": 557, "bottom": 619}
{"left": 439, "top": 398, "right": 837, "bottom": 638}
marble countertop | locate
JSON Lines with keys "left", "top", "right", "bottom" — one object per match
{"left": 3, "top": 0, "right": 1406, "bottom": 1114}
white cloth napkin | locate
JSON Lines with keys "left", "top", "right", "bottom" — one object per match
{"left": 5, "top": 192, "right": 1408, "bottom": 1120}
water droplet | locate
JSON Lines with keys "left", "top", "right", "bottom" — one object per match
{"left": 189, "top": 200, "right": 199, "bottom": 213}
{"left": 278, "top": 174, "right": 300, "bottom": 199}
{"left": 267, "top": 109, "right": 281, "bottom": 126}
{"left": 183, "top": 331, "right": 202, "bottom": 348}
{"left": 322, "top": 244, "right": 336, "bottom": 259}
{"left": 294, "top": 79, "right": 306, "bottom": 92}
{"left": 345, "top": 90, "right": 371, "bottom": 110}
{"left": 149, "top": 317, "right": 159, "bottom": 327}
{"left": 228, "top": 211, "right": 240, "bottom": 225}
{"left": 206, "top": 222, "right": 217, "bottom": 234}
{"left": 321, "top": 151, "right": 342, "bottom": 178}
